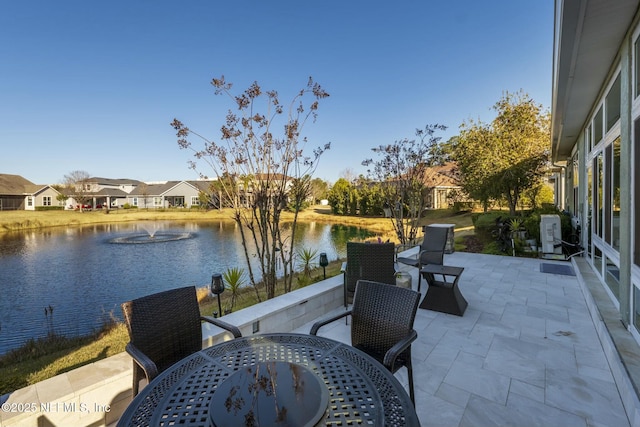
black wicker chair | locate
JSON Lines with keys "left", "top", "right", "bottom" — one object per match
{"left": 311, "top": 279, "right": 421, "bottom": 405}
{"left": 396, "top": 226, "right": 448, "bottom": 291}
{"left": 342, "top": 242, "right": 396, "bottom": 308}
{"left": 121, "top": 286, "right": 242, "bottom": 396}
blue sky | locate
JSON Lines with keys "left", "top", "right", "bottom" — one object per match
{"left": 0, "top": 1, "right": 553, "bottom": 185}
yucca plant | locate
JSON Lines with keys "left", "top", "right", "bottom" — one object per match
{"left": 296, "top": 247, "right": 318, "bottom": 277}
{"left": 223, "top": 267, "right": 247, "bottom": 310}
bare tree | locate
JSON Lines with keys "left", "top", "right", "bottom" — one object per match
{"left": 171, "top": 76, "right": 329, "bottom": 300}
{"left": 339, "top": 168, "right": 357, "bottom": 184}
{"left": 138, "top": 183, "right": 150, "bottom": 209}
{"left": 63, "top": 170, "right": 92, "bottom": 211}
{"left": 362, "top": 124, "right": 447, "bottom": 245}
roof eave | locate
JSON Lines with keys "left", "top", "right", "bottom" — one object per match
{"left": 551, "top": 0, "right": 640, "bottom": 163}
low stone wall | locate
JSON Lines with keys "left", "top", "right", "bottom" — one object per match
{"left": 0, "top": 274, "right": 345, "bottom": 427}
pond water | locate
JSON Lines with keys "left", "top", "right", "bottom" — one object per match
{"left": 0, "top": 221, "right": 374, "bottom": 355}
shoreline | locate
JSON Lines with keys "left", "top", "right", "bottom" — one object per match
{"left": 0, "top": 206, "right": 397, "bottom": 238}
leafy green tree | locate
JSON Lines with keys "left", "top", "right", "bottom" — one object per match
{"left": 172, "top": 76, "right": 330, "bottom": 299}
{"left": 521, "top": 181, "right": 554, "bottom": 209}
{"left": 327, "top": 178, "right": 351, "bottom": 215}
{"left": 348, "top": 187, "right": 359, "bottom": 215}
{"left": 363, "top": 124, "right": 447, "bottom": 244}
{"left": 427, "top": 135, "right": 457, "bottom": 166}
{"left": 455, "top": 91, "right": 549, "bottom": 215}
{"left": 309, "top": 177, "right": 329, "bottom": 203}
{"left": 455, "top": 123, "right": 497, "bottom": 212}
{"left": 53, "top": 185, "right": 68, "bottom": 208}
{"left": 356, "top": 179, "right": 384, "bottom": 216}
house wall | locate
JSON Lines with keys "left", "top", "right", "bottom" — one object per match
{"left": 428, "top": 187, "right": 461, "bottom": 209}
{"left": 37, "top": 188, "right": 62, "bottom": 209}
{"left": 162, "top": 182, "right": 201, "bottom": 208}
{"left": 559, "top": 8, "right": 640, "bottom": 343}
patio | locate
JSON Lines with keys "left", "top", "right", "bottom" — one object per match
{"left": 296, "top": 251, "right": 639, "bottom": 427}
{"left": 2, "top": 251, "right": 639, "bottom": 426}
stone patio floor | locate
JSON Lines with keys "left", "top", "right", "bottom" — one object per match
{"left": 295, "top": 251, "right": 639, "bottom": 427}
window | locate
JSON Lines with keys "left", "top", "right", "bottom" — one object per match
{"left": 27, "top": 197, "right": 33, "bottom": 207}
{"left": 132, "top": 198, "right": 138, "bottom": 207}
{"left": 594, "top": 106, "right": 604, "bottom": 144}
{"left": 595, "top": 153, "right": 604, "bottom": 238}
{"left": 635, "top": 119, "right": 640, "bottom": 267}
{"left": 605, "top": 145, "right": 612, "bottom": 245}
{"left": 606, "top": 74, "right": 621, "bottom": 131}
{"left": 587, "top": 165, "right": 593, "bottom": 259}
{"left": 43, "top": 196, "right": 51, "bottom": 206}
{"left": 154, "top": 197, "right": 163, "bottom": 206}
{"left": 594, "top": 246, "right": 603, "bottom": 277}
{"left": 572, "top": 152, "right": 579, "bottom": 217}
{"left": 191, "top": 196, "right": 199, "bottom": 206}
{"left": 613, "top": 137, "right": 621, "bottom": 251}
{"left": 634, "top": 286, "right": 640, "bottom": 329}
{"left": 606, "top": 256, "right": 620, "bottom": 301}
{"left": 636, "top": 36, "right": 640, "bottom": 98}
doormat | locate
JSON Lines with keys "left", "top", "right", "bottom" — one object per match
{"left": 540, "top": 263, "right": 575, "bottom": 276}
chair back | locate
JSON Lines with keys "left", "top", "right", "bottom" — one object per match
{"left": 419, "top": 226, "right": 448, "bottom": 266}
{"left": 350, "top": 280, "right": 420, "bottom": 359}
{"left": 121, "top": 286, "right": 203, "bottom": 374}
{"left": 344, "top": 242, "right": 396, "bottom": 302}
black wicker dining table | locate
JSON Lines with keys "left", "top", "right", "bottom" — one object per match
{"left": 117, "top": 333, "right": 420, "bottom": 427}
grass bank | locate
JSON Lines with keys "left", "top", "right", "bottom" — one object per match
{"left": 0, "top": 205, "right": 473, "bottom": 237}
{"left": 0, "top": 207, "right": 475, "bottom": 395}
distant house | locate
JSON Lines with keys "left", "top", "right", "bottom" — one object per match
{"left": 236, "top": 173, "right": 296, "bottom": 207}
{"left": 64, "top": 177, "right": 144, "bottom": 209}
{"left": 127, "top": 180, "right": 213, "bottom": 209}
{"left": 0, "top": 174, "right": 62, "bottom": 210}
{"left": 420, "top": 162, "right": 463, "bottom": 209}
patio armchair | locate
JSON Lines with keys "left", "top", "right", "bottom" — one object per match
{"left": 310, "top": 279, "right": 421, "bottom": 405}
{"left": 342, "top": 241, "right": 396, "bottom": 307}
{"left": 396, "top": 226, "right": 448, "bottom": 291}
{"left": 121, "top": 286, "right": 242, "bottom": 396}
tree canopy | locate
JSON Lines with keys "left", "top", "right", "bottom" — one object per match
{"left": 454, "top": 91, "right": 549, "bottom": 215}
{"left": 172, "top": 76, "right": 330, "bottom": 300}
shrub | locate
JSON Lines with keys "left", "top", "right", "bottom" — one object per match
{"left": 35, "top": 206, "right": 63, "bottom": 211}
{"left": 522, "top": 213, "right": 541, "bottom": 243}
{"left": 473, "top": 212, "right": 508, "bottom": 241}
{"left": 452, "top": 201, "right": 474, "bottom": 212}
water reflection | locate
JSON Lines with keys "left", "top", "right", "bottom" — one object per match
{"left": 211, "top": 361, "right": 328, "bottom": 427}
{"left": 0, "top": 221, "right": 373, "bottom": 355}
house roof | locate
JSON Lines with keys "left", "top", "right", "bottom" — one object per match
{"left": 551, "top": 0, "right": 640, "bottom": 162}
{"left": 189, "top": 180, "right": 215, "bottom": 192}
{"left": 420, "top": 162, "right": 460, "bottom": 188}
{"left": 0, "top": 174, "right": 52, "bottom": 196}
{"left": 128, "top": 181, "right": 202, "bottom": 196}
{"left": 93, "top": 188, "right": 130, "bottom": 197}
{"left": 89, "top": 177, "right": 144, "bottom": 186}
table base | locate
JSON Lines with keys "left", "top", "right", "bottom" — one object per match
{"left": 419, "top": 281, "right": 468, "bottom": 316}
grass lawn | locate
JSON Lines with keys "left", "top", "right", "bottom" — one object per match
{"left": 0, "top": 206, "right": 475, "bottom": 395}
